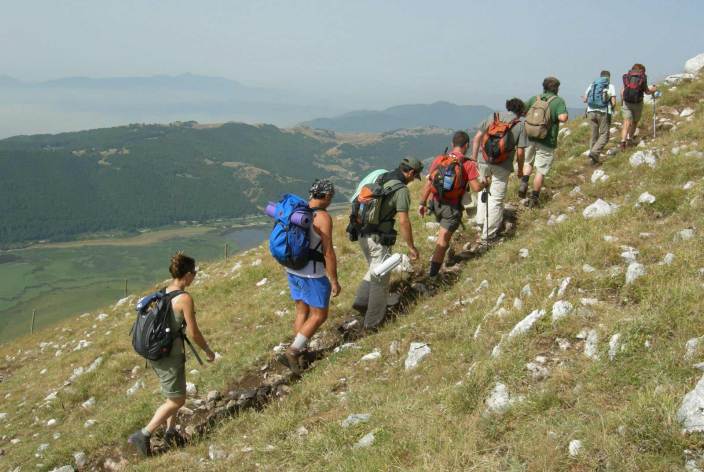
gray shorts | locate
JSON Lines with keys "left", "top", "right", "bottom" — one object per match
{"left": 525, "top": 142, "right": 555, "bottom": 176}
{"left": 622, "top": 101, "right": 643, "bottom": 122}
{"left": 429, "top": 199, "right": 462, "bottom": 232}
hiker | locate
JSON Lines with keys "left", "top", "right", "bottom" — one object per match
{"left": 128, "top": 252, "right": 215, "bottom": 457}
{"left": 620, "top": 63, "right": 657, "bottom": 150}
{"left": 583, "top": 70, "right": 618, "bottom": 164}
{"left": 351, "top": 158, "right": 422, "bottom": 329}
{"left": 519, "top": 77, "right": 569, "bottom": 207}
{"left": 470, "top": 98, "right": 528, "bottom": 249}
{"left": 276, "top": 179, "right": 341, "bottom": 374}
{"left": 419, "top": 131, "right": 485, "bottom": 275}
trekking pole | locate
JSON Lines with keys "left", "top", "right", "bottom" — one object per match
{"left": 31, "top": 310, "right": 36, "bottom": 334}
{"left": 653, "top": 91, "right": 660, "bottom": 139}
{"left": 481, "top": 188, "right": 490, "bottom": 241}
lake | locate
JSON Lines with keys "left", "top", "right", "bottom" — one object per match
{"left": 0, "top": 224, "right": 270, "bottom": 344}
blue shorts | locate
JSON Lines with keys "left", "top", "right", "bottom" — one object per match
{"left": 287, "top": 274, "right": 331, "bottom": 309}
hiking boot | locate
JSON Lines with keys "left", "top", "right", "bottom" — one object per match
{"left": 276, "top": 347, "right": 302, "bottom": 375}
{"left": 619, "top": 141, "right": 626, "bottom": 152}
{"left": 164, "top": 428, "right": 186, "bottom": 448}
{"left": 525, "top": 197, "right": 539, "bottom": 209}
{"left": 518, "top": 181, "right": 528, "bottom": 199}
{"left": 588, "top": 153, "right": 601, "bottom": 166}
{"left": 128, "top": 430, "right": 151, "bottom": 457}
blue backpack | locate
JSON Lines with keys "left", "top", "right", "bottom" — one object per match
{"left": 588, "top": 77, "right": 610, "bottom": 109}
{"left": 268, "top": 194, "right": 324, "bottom": 270}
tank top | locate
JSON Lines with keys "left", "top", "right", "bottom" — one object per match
{"left": 286, "top": 211, "right": 326, "bottom": 278}
{"left": 166, "top": 291, "right": 186, "bottom": 356}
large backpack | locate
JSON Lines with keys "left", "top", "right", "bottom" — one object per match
{"left": 623, "top": 70, "right": 646, "bottom": 103}
{"left": 350, "top": 172, "right": 405, "bottom": 234}
{"left": 429, "top": 154, "right": 466, "bottom": 202}
{"left": 268, "top": 193, "right": 324, "bottom": 270}
{"left": 588, "top": 77, "right": 610, "bottom": 109}
{"left": 131, "top": 289, "right": 184, "bottom": 362}
{"left": 481, "top": 113, "right": 520, "bottom": 164}
{"left": 525, "top": 95, "right": 557, "bottom": 139}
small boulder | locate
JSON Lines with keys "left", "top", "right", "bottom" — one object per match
{"left": 206, "top": 391, "right": 221, "bottom": 403}
{"left": 637, "top": 192, "right": 656, "bottom": 205}
{"left": 584, "top": 330, "right": 600, "bottom": 360}
{"left": 186, "top": 383, "right": 198, "bottom": 396}
{"left": 551, "top": 300, "right": 574, "bottom": 322}
{"left": 81, "top": 397, "right": 96, "bottom": 409}
{"left": 341, "top": 413, "right": 370, "bottom": 428}
{"left": 583, "top": 199, "right": 618, "bottom": 219}
{"left": 625, "top": 262, "right": 646, "bottom": 285}
{"left": 684, "top": 53, "right": 704, "bottom": 75}
{"left": 353, "top": 432, "right": 376, "bottom": 449}
{"left": 582, "top": 263, "right": 596, "bottom": 273}
{"left": 678, "top": 374, "right": 704, "bottom": 433}
{"left": 608, "top": 333, "right": 622, "bottom": 361}
{"left": 684, "top": 181, "right": 696, "bottom": 190}
{"left": 73, "top": 451, "right": 87, "bottom": 468}
{"left": 676, "top": 228, "right": 696, "bottom": 241}
{"left": 686, "top": 150, "right": 704, "bottom": 159}
{"left": 518, "top": 248, "right": 529, "bottom": 258}
{"left": 660, "top": 253, "right": 675, "bottom": 265}
{"left": 568, "top": 439, "right": 583, "bottom": 457}
{"left": 404, "top": 342, "right": 431, "bottom": 370}
{"left": 629, "top": 150, "right": 657, "bottom": 168}
{"left": 360, "top": 350, "right": 381, "bottom": 362}
{"left": 126, "top": 380, "right": 145, "bottom": 397}
{"left": 508, "top": 309, "right": 546, "bottom": 339}
{"left": 255, "top": 278, "right": 268, "bottom": 287}
{"left": 681, "top": 107, "right": 696, "bottom": 118}
{"left": 591, "top": 169, "right": 609, "bottom": 183}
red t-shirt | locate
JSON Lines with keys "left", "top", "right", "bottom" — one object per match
{"left": 427, "top": 151, "right": 479, "bottom": 206}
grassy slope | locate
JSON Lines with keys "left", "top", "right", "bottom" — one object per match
{"left": 1, "top": 76, "right": 704, "bottom": 471}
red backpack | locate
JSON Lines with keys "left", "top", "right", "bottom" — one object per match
{"left": 429, "top": 154, "right": 465, "bottom": 202}
{"left": 623, "top": 70, "right": 646, "bottom": 104}
{"left": 481, "top": 113, "right": 520, "bottom": 164}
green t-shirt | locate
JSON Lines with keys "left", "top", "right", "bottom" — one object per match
{"left": 376, "top": 179, "right": 410, "bottom": 234}
{"left": 525, "top": 92, "right": 568, "bottom": 149}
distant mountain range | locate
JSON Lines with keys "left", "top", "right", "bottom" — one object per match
{"left": 301, "top": 101, "right": 493, "bottom": 132}
{"left": 0, "top": 74, "right": 344, "bottom": 138}
{"left": 0, "top": 122, "right": 452, "bottom": 247}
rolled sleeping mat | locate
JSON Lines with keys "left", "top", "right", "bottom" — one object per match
{"left": 371, "top": 253, "right": 403, "bottom": 277}
{"left": 265, "top": 202, "right": 277, "bottom": 218}
{"left": 290, "top": 210, "right": 312, "bottom": 228}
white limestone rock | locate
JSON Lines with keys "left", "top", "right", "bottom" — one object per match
{"left": 81, "top": 397, "right": 96, "bottom": 409}
{"left": 664, "top": 73, "right": 695, "bottom": 85}
{"left": 582, "top": 263, "right": 596, "bottom": 273}
{"left": 46, "top": 418, "right": 57, "bottom": 427}
{"left": 513, "top": 297, "right": 524, "bottom": 311}
{"left": 685, "top": 53, "right": 704, "bottom": 75}
{"left": 485, "top": 382, "right": 523, "bottom": 414}
{"left": 186, "top": 382, "right": 197, "bottom": 396}
{"left": 591, "top": 169, "right": 609, "bottom": 183}
{"left": 629, "top": 150, "right": 657, "bottom": 168}
{"left": 556, "top": 337, "right": 572, "bottom": 351}
{"left": 404, "top": 343, "right": 431, "bottom": 370}
{"left": 608, "top": 333, "right": 622, "bottom": 361}
{"left": 341, "top": 413, "right": 370, "bottom": 428}
{"left": 620, "top": 246, "right": 640, "bottom": 263}
{"left": 526, "top": 360, "right": 550, "bottom": 381}
{"left": 521, "top": 284, "right": 532, "bottom": 298}
{"left": 676, "top": 228, "right": 696, "bottom": 241}
{"left": 684, "top": 181, "right": 696, "bottom": 190}
{"left": 686, "top": 150, "right": 704, "bottom": 159}
{"left": 584, "top": 330, "right": 599, "bottom": 360}
{"left": 73, "top": 451, "right": 87, "bottom": 468}
{"left": 685, "top": 338, "right": 701, "bottom": 361}
{"left": 255, "top": 278, "right": 268, "bottom": 287}
{"left": 360, "top": 349, "right": 381, "bottom": 362}
{"left": 518, "top": 248, "right": 529, "bottom": 258}
{"left": 660, "top": 253, "right": 675, "bottom": 265}
{"left": 392, "top": 254, "right": 413, "bottom": 273}
{"left": 508, "top": 309, "right": 546, "bottom": 339}
{"left": 353, "top": 432, "right": 376, "bottom": 449}
{"left": 568, "top": 439, "right": 583, "bottom": 457}
{"left": 583, "top": 199, "right": 618, "bottom": 219}
{"left": 557, "top": 277, "right": 571, "bottom": 297}
{"left": 96, "top": 313, "right": 109, "bottom": 321}
{"left": 637, "top": 192, "right": 656, "bottom": 205}
{"left": 551, "top": 300, "right": 574, "bottom": 323}
{"left": 681, "top": 107, "right": 696, "bottom": 118}
{"left": 678, "top": 374, "right": 704, "bottom": 433}
{"left": 126, "top": 380, "right": 145, "bottom": 396}
{"left": 625, "top": 262, "right": 646, "bottom": 285}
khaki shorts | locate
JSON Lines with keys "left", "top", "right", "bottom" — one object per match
{"left": 429, "top": 199, "right": 462, "bottom": 232}
{"left": 525, "top": 142, "right": 555, "bottom": 176}
{"left": 622, "top": 101, "right": 643, "bottom": 122}
{"left": 150, "top": 347, "right": 187, "bottom": 399}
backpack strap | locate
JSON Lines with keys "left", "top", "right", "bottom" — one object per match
{"left": 164, "top": 289, "right": 204, "bottom": 366}
{"left": 376, "top": 180, "right": 407, "bottom": 226}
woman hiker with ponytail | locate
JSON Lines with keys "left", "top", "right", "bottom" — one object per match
{"left": 128, "top": 252, "right": 216, "bottom": 456}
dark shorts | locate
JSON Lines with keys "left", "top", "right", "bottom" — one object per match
{"left": 287, "top": 273, "right": 331, "bottom": 309}
{"left": 429, "top": 199, "right": 462, "bottom": 232}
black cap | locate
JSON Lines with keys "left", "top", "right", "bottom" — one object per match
{"left": 401, "top": 158, "right": 423, "bottom": 180}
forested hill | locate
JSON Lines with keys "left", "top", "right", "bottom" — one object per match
{"left": 0, "top": 122, "right": 451, "bottom": 247}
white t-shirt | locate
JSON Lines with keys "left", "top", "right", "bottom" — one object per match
{"left": 585, "top": 83, "right": 617, "bottom": 114}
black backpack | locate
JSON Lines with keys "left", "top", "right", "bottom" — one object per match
{"left": 623, "top": 70, "right": 646, "bottom": 104}
{"left": 131, "top": 289, "right": 202, "bottom": 363}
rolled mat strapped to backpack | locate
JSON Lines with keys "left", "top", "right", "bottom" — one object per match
{"left": 267, "top": 194, "right": 324, "bottom": 270}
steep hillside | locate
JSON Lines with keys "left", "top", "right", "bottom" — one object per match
{"left": 301, "top": 101, "right": 492, "bottom": 132}
{"left": 0, "top": 124, "right": 451, "bottom": 247}
{"left": 1, "top": 67, "right": 704, "bottom": 471}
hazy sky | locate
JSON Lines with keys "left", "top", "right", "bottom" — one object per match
{"left": 2, "top": 0, "right": 704, "bottom": 109}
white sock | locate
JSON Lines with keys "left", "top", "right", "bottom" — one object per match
{"left": 291, "top": 333, "right": 308, "bottom": 351}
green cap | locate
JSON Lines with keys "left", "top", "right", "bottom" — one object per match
{"left": 401, "top": 157, "right": 423, "bottom": 180}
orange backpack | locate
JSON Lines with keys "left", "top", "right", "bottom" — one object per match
{"left": 481, "top": 113, "right": 520, "bottom": 164}
{"left": 429, "top": 154, "right": 465, "bottom": 202}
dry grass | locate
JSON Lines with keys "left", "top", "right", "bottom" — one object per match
{"left": 2, "top": 76, "right": 704, "bottom": 471}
